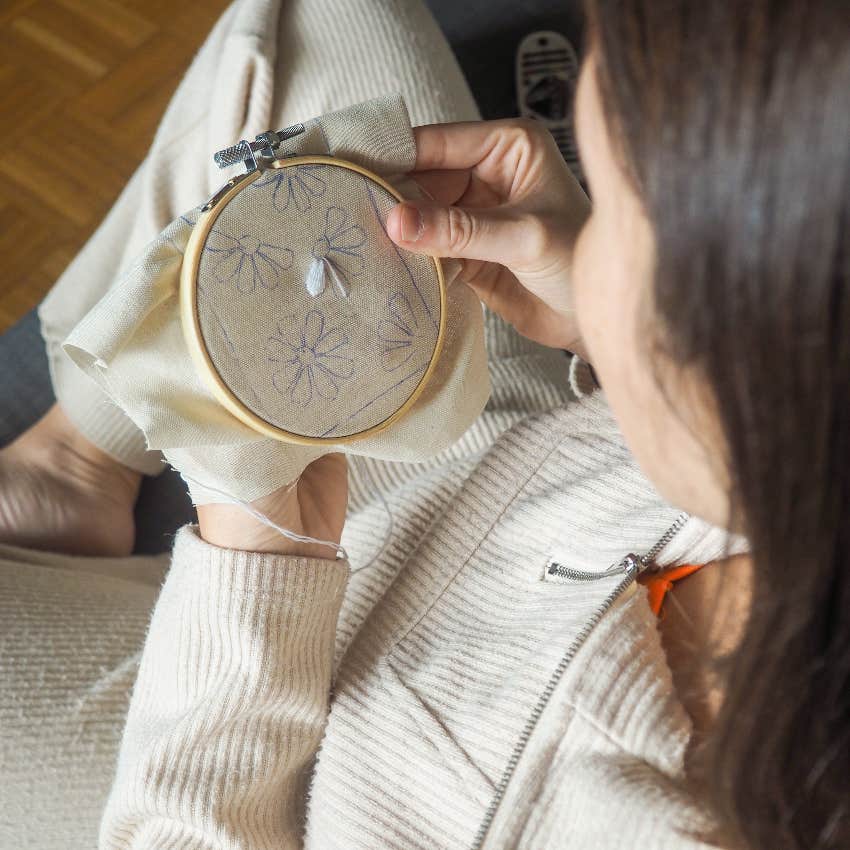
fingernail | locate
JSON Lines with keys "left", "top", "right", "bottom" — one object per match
{"left": 398, "top": 204, "right": 424, "bottom": 242}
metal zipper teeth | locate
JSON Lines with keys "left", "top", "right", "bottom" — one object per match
{"left": 469, "top": 511, "right": 689, "bottom": 850}
{"left": 643, "top": 512, "right": 690, "bottom": 564}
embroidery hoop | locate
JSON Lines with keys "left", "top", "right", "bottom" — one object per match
{"left": 180, "top": 155, "right": 447, "bottom": 446}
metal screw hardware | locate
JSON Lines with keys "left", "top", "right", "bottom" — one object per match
{"left": 213, "top": 124, "right": 307, "bottom": 173}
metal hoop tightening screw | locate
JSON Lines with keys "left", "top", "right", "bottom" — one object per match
{"left": 213, "top": 124, "right": 307, "bottom": 173}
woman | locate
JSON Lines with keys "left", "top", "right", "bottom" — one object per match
{"left": 1, "top": 1, "right": 846, "bottom": 849}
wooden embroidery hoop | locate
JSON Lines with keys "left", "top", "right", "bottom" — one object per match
{"left": 180, "top": 155, "right": 447, "bottom": 446}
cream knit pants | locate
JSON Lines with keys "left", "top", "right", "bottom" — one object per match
{"left": 3, "top": 2, "right": 480, "bottom": 847}
{"left": 37, "top": 0, "right": 480, "bottom": 477}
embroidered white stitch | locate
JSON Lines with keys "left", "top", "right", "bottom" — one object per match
{"left": 306, "top": 256, "right": 326, "bottom": 296}
{"left": 326, "top": 256, "right": 351, "bottom": 297}
{"left": 305, "top": 255, "right": 351, "bottom": 298}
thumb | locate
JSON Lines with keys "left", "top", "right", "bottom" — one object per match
{"left": 387, "top": 201, "right": 531, "bottom": 266}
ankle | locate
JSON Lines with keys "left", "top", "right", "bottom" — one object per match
{"left": 10, "top": 405, "right": 142, "bottom": 506}
{"left": 0, "top": 405, "right": 142, "bottom": 556}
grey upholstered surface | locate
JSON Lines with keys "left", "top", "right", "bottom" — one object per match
{"left": 426, "top": 0, "right": 584, "bottom": 120}
{"left": 0, "top": 311, "right": 53, "bottom": 447}
{"left": 0, "top": 3, "right": 582, "bottom": 553}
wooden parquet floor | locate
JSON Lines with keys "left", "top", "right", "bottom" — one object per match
{"left": 0, "top": 0, "right": 232, "bottom": 332}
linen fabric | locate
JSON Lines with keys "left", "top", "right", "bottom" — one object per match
{"left": 59, "top": 95, "right": 487, "bottom": 503}
{"left": 194, "top": 157, "right": 444, "bottom": 439}
{"left": 37, "top": 0, "right": 488, "bottom": 500}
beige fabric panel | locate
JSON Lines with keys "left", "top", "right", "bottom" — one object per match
{"left": 61, "top": 94, "right": 491, "bottom": 503}
{"left": 196, "top": 162, "right": 442, "bottom": 439}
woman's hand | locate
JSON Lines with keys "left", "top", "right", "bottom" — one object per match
{"left": 196, "top": 452, "right": 348, "bottom": 559}
{"left": 198, "top": 120, "right": 588, "bottom": 560}
{"left": 387, "top": 118, "right": 592, "bottom": 360}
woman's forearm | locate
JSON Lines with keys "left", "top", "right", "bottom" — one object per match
{"left": 99, "top": 525, "right": 349, "bottom": 849}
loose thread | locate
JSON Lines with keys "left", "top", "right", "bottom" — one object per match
{"left": 180, "top": 472, "right": 348, "bottom": 561}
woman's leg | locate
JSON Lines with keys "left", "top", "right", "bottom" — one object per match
{"left": 37, "top": 0, "right": 478, "bottom": 477}
{"left": 0, "top": 312, "right": 196, "bottom": 555}
{"left": 0, "top": 547, "right": 167, "bottom": 850}
{"left": 266, "top": 0, "right": 480, "bottom": 128}
{"left": 9, "top": 0, "right": 477, "bottom": 554}
{"left": 1, "top": 6, "right": 478, "bottom": 847}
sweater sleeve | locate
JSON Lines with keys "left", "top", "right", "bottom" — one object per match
{"left": 99, "top": 525, "right": 350, "bottom": 850}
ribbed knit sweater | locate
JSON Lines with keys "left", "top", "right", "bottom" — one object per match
{"left": 1, "top": 1, "right": 745, "bottom": 847}
{"left": 0, "top": 328, "right": 741, "bottom": 849}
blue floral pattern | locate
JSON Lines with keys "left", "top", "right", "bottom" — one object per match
{"left": 311, "top": 206, "right": 366, "bottom": 276}
{"left": 268, "top": 310, "right": 355, "bottom": 406}
{"left": 204, "top": 224, "right": 294, "bottom": 294}
{"left": 376, "top": 290, "right": 422, "bottom": 372}
{"left": 251, "top": 164, "right": 328, "bottom": 213}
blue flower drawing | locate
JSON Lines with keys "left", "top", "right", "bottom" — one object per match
{"left": 311, "top": 206, "right": 366, "bottom": 275}
{"left": 268, "top": 310, "right": 355, "bottom": 406}
{"left": 204, "top": 224, "right": 294, "bottom": 294}
{"left": 377, "top": 290, "right": 421, "bottom": 372}
{"left": 252, "top": 164, "right": 328, "bottom": 213}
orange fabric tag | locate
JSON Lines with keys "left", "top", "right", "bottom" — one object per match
{"left": 637, "top": 563, "right": 705, "bottom": 616}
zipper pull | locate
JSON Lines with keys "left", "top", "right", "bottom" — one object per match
{"left": 618, "top": 553, "right": 645, "bottom": 578}
{"left": 545, "top": 512, "right": 689, "bottom": 584}
{"left": 546, "top": 552, "right": 646, "bottom": 582}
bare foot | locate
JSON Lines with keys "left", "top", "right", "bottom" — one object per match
{"left": 0, "top": 405, "right": 142, "bottom": 557}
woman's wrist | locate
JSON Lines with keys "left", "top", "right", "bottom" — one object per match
{"left": 196, "top": 489, "right": 335, "bottom": 559}
{"left": 193, "top": 455, "right": 348, "bottom": 561}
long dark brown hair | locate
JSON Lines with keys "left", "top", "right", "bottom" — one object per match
{"left": 584, "top": 1, "right": 850, "bottom": 847}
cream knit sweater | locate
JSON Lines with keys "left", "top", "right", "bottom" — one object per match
{"left": 0, "top": 339, "right": 741, "bottom": 849}
{"left": 0, "top": 1, "right": 744, "bottom": 847}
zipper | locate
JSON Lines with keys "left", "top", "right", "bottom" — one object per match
{"left": 469, "top": 511, "right": 689, "bottom": 850}
{"left": 546, "top": 512, "right": 689, "bottom": 582}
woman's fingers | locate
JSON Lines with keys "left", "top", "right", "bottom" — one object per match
{"left": 408, "top": 169, "right": 470, "bottom": 205}
{"left": 399, "top": 119, "right": 589, "bottom": 354}
{"left": 409, "top": 170, "right": 503, "bottom": 207}
{"left": 412, "top": 121, "right": 505, "bottom": 171}
{"left": 459, "top": 261, "right": 544, "bottom": 329}
{"left": 412, "top": 118, "right": 555, "bottom": 197}
{"left": 387, "top": 200, "right": 543, "bottom": 267}
{"left": 449, "top": 260, "right": 582, "bottom": 352}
